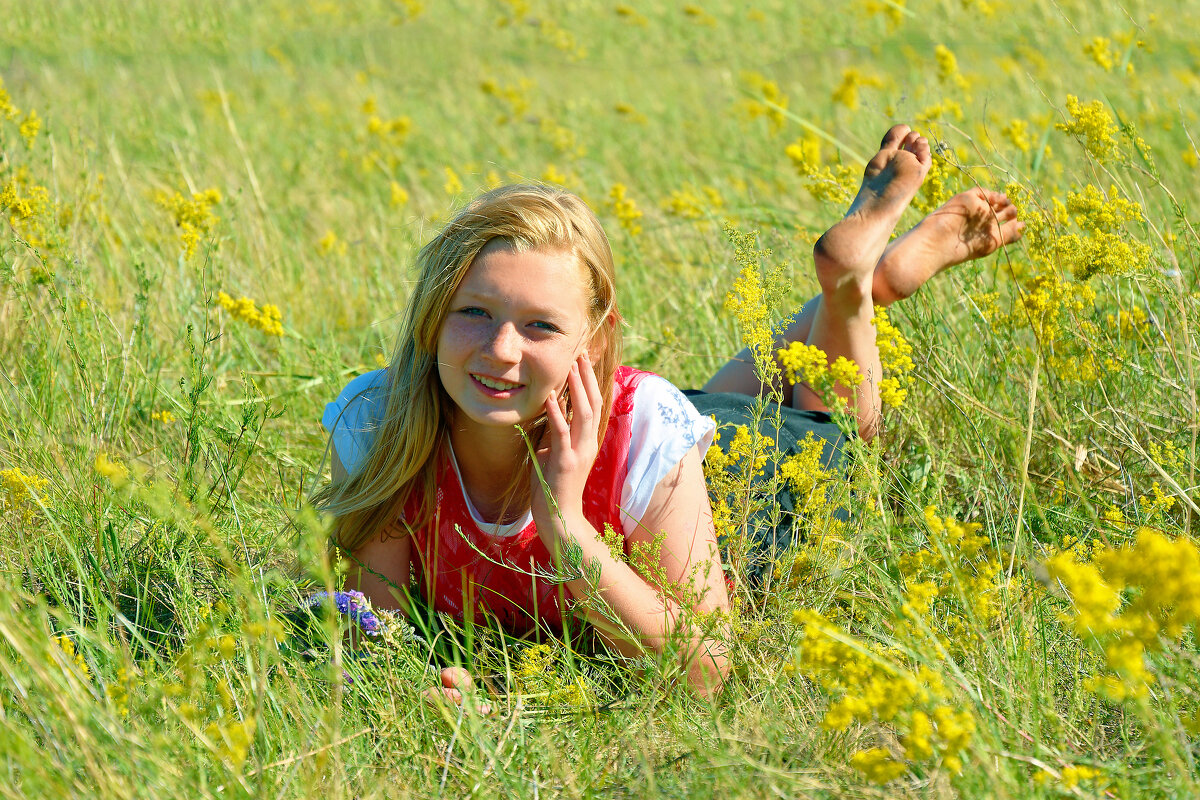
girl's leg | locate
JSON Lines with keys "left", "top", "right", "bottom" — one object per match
{"left": 704, "top": 187, "right": 1024, "bottom": 407}
{"left": 797, "top": 125, "right": 930, "bottom": 438}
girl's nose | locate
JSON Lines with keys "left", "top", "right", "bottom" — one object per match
{"left": 484, "top": 321, "right": 522, "bottom": 363}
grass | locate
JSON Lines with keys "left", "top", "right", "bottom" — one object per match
{"left": 1, "top": 0, "right": 1199, "bottom": 796}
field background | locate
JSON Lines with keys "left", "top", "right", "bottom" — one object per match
{"left": 1, "top": 0, "right": 1198, "bottom": 797}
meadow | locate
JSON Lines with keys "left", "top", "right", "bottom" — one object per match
{"left": 1, "top": 0, "right": 1198, "bottom": 796}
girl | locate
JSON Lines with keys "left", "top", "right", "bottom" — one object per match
{"left": 316, "top": 124, "right": 1023, "bottom": 701}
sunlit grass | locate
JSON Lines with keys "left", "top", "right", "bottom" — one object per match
{"left": 1, "top": 0, "right": 1198, "bottom": 796}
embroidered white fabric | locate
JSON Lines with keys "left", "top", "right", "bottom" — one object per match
{"left": 321, "top": 370, "right": 715, "bottom": 538}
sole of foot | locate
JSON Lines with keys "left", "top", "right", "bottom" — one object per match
{"left": 874, "top": 187, "right": 1026, "bottom": 304}
{"left": 813, "top": 124, "right": 932, "bottom": 306}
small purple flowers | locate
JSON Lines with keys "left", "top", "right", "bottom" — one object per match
{"left": 305, "top": 590, "right": 383, "bottom": 637}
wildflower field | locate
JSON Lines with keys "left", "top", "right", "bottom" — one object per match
{"left": 3, "top": 0, "right": 1200, "bottom": 796}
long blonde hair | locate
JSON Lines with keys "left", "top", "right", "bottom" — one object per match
{"left": 316, "top": 184, "right": 623, "bottom": 555}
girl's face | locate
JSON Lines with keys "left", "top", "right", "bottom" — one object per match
{"left": 437, "top": 243, "right": 597, "bottom": 435}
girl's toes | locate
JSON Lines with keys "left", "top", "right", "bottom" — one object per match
{"left": 881, "top": 124, "right": 911, "bottom": 150}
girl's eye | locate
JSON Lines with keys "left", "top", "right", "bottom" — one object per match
{"left": 530, "top": 321, "right": 561, "bottom": 333}
{"left": 458, "top": 307, "right": 488, "bottom": 318}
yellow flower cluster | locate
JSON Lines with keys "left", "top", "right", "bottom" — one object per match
{"left": 150, "top": 409, "right": 176, "bottom": 425}
{"left": 1035, "top": 764, "right": 1103, "bottom": 790}
{"left": 722, "top": 225, "right": 788, "bottom": 379}
{"left": 479, "top": 76, "right": 533, "bottom": 124}
{"left": 1107, "top": 306, "right": 1149, "bottom": 340}
{"left": 443, "top": 165, "right": 464, "bottom": 197}
{"left": 1055, "top": 95, "right": 1120, "bottom": 163}
{"left": 736, "top": 71, "right": 788, "bottom": 133}
{"left": 934, "top": 45, "right": 969, "bottom": 90}
{"left": 858, "top": 0, "right": 907, "bottom": 29}
{"left": 1054, "top": 183, "right": 1152, "bottom": 280}
{"left": 0, "top": 466, "right": 49, "bottom": 521}
{"left": 1002, "top": 118, "right": 1033, "bottom": 153}
{"left": 537, "top": 17, "right": 586, "bottom": 60}
{"left": 831, "top": 68, "right": 883, "bottom": 111}
{"left": 777, "top": 342, "right": 827, "bottom": 387}
{"left": 913, "top": 152, "right": 953, "bottom": 215}
{"left": 703, "top": 422, "right": 769, "bottom": 552}
{"left": 778, "top": 433, "right": 833, "bottom": 517}
{"left": 1045, "top": 527, "right": 1200, "bottom": 700}
{"left": 511, "top": 643, "right": 594, "bottom": 707}
{"left": 790, "top": 609, "right": 977, "bottom": 780}
{"left": 205, "top": 716, "right": 257, "bottom": 770}
{"left": 52, "top": 635, "right": 91, "bottom": 681}
{"left": 614, "top": 4, "right": 648, "bottom": 26}
{"left": 0, "top": 77, "right": 41, "bottom": 147}
{"left": 683, "top": 4, "right": 717, "bottom": 26}
{"left": 898, "top": 507, "right": 1003, "bottom": 639}
{"left": 1137, "top": 481, "right": 1176, "bottom": 521}
{"left": 1, "top": 168, "right": 54, "bottom": 253}
{"left": 784, "top": 135, "right": 858, "bottom": 205}
{"left": 776, "top": 341, "right": 860, "bottom": 411}
{"left": 661, "top": 184, "right": 723, "bottom": 220}
{"left": 873, "top": 305, "right": 914, "bottom": 408}
{"left": 539, "top": 118, "right": 584, "bottom": 157}
{"left": 705, "top": 424, "right": 768, "bottom": 478}
{"left": 1016, "top": 271, "right": 1096, "bottom": 345}
{"left": 94, "top": 453, "right": 130, "bottom": 488}
{"left": 317, "top": 229, "right": 347, "bottom": 257}
{"left": 1083, "top": 37, "right": 1123, "bottom": 73}
{"left": 105, "top": 666, "right": 136, "bottom": 718}
{"left": 363, "top": 99, "right": 412, "bottom": 145}
{"left": 606, "top": 183, "right": 643, "bottom": 236}
{"left": 155, "top": 188, "right": 221, "bottom": 259}
{"left": 216, "top": 291, "right": 285, "bottom": 337}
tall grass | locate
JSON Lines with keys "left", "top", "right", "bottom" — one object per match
{"left": 1, "top": 0, "right": 1198, "bottom": 796}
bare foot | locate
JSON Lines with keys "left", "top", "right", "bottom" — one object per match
{"left": 873, "top": 187, "right": 1025, "bottom": 304}
{"left": 813, "top": 124, "right": 932, "bottom": 305}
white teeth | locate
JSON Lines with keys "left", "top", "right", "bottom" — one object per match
{"left": 474, "top": 374, "right": 521, "bottom": 391}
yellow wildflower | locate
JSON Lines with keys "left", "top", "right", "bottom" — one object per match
{"left": 19, "top": 110, "right": 40, "bottom": 147}
{"left": 156, "top": 188, "right": 221, "bottom": 259}
{"left": 606, "top": 184, "right": 643, "bottom": 236}
{"left": 1056, "top": 96, "right": 1120, "bottom": 162}
{"left": 94, "top": 454, "right": 130, "bottom": 488}
{"left": 216, "top": 291, "right": 285, "bottom": 337}
{"left": 850, "top": 748, "right": 906, "bottom": 783}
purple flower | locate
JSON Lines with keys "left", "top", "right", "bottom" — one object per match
{"left": 306, "top": 590, "right": 383, "bottom": 638}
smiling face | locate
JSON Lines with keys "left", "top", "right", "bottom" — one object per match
{"left": 436, "top": 241, "right": 597, "bottom": 437}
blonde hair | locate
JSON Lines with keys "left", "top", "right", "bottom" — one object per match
{"left": 316, "top": 184, "right": 623, "bottom": 555}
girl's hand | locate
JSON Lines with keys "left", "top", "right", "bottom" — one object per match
{"left": 532, "top": 352, "right": 603, "bottom": 529}
{"left": 420, "top": 667, "right": 492, "bottom": 715}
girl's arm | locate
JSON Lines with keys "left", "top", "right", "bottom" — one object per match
{"left": 534, "top": 356, "right": 731, "bottom": 696}
{"left": 335, "top": 451, "right": 481, "bottom": 708}
{"left": 332, "top": 449, "right": 414, "bottom": 614}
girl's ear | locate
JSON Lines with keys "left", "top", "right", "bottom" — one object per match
{"left": 587, "top": 311, "right": 618, "bottom": 360}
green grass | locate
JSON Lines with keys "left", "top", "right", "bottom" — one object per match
{"left": 1, "top": 0, "right": 1198, "bottom": 796}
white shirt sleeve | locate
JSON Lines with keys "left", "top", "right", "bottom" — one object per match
{"left": 321, "top": 369, "right": 390, "bottom": 476}
{"left": 619, "top": 376, "right": 716, "bottom": 536}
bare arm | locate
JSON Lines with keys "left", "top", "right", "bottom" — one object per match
{"left": 331, "top": 448, "right": 414, "bottom": 614}
{"left": 545, "top": 445, "right": 731, "bottom": 696}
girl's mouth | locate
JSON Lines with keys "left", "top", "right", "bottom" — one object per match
{"left": 471, "top": 373, "right": 524, "bottom": 396}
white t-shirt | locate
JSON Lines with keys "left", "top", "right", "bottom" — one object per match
{"left": 321, "top": 369, "right": 715, "bottom": 538}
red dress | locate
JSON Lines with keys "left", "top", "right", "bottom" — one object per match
{"left": 406, "top": 366, "right": 651, "bottom": 636}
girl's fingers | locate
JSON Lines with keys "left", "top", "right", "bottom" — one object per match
{"left": 545, "top": 388, "right": 572, "bottom": 450}
{"left": 566, "top": 361, "right": 592, "bottom": 445}
{"left": 580, "top": 353, "right": 603, "bottom": 424}
{"left": 441, "top": 667, "right": 473, "bottom": 690}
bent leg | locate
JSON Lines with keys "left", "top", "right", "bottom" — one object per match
{"left": 704, "top": 186, "right": 1024, "bottom": 405}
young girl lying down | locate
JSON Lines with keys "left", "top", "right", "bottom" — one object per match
{"left": 317, "top": 124, "right": 1023, "bottom": 701}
